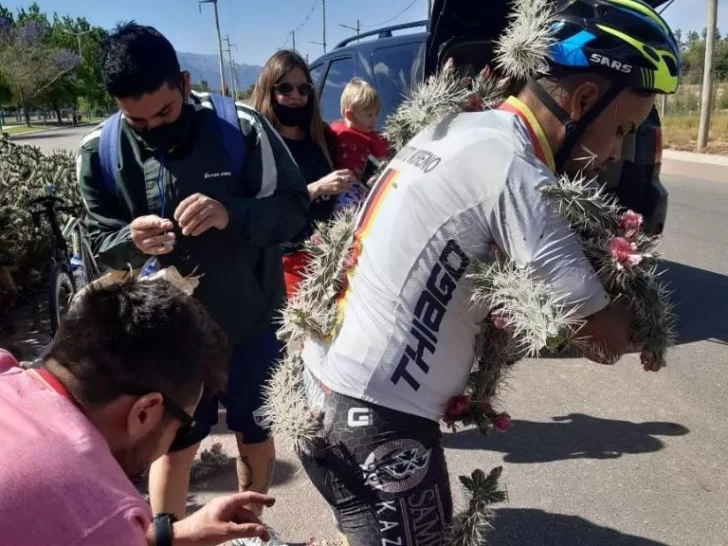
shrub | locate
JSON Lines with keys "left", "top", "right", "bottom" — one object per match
{"left": 0, "top": 138, "right": 79, "bottom": 310}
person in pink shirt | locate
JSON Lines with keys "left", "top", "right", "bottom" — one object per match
{"left": 0, "top": 279, "right": 275, "bottom": 546}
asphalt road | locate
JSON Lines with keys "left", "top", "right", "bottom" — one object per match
{"left": 14, "top": 128, "right": 728, "bottom": 546}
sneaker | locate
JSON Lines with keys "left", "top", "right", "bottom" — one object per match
{"left": 231, "top": 525, "right": 290, "bottom": 546}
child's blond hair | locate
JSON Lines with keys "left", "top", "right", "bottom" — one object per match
{"left": 340, "top": 78, "right": 382, "bottom": 117}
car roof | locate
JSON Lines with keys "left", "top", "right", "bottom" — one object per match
{"left": 310, "top": 22, "right": 428, "bottom": 66}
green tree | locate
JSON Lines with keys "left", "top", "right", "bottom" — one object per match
{"left": 191, "top": 79, "right": 211, "bottom": 92}
{"left": 0, "top": 18, "right": 79, "bottom": 125}
{"left": 239, "top": 83, "right": 255, "bottom": 100}
{"left": 47, "top": 14, "right": 110, "bottom": 112}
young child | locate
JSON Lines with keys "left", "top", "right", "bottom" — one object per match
{"left": 330, "top": 78, "right": 389, "bottom": 212}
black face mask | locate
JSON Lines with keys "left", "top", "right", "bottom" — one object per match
{"left": 138, "top": 103, "right": 193, "bottom": 153}
{"left": 273, "top": 99, "right": 313, "bottom": 128}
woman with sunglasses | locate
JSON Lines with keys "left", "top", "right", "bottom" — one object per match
{"left": 251, "top": 50, "right": 356, "bottom": 300}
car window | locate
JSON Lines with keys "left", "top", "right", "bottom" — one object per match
{"left": 319, "top": 56, "right": 357, "bottom": 122}
{"left": 310, "top": 64, "right": 325, "bottom": 89}
{"left": 372, "top": 42, "right": 426, "bottom": 124}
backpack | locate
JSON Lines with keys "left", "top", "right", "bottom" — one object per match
{"left": 98, "top": 93, "right": 246, "bottom": 195}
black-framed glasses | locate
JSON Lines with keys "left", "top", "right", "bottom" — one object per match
{"left": 274, "top": 81, "right": 314, "bottom": 97}
{"left": 123, "top": 384, "right": 196, "bottom": 429}
{"left": 162, "top": 395, "right": 196, "bottom": 428}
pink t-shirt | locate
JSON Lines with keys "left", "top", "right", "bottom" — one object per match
{"left": 0, "top": 350, "right": 152, "bottom": 546}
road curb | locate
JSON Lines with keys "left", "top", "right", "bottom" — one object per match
{"left": 663, "top": 149, "right": 728, "bottom": 167}
{"left": 7, "top": 121, "right": 99, "bottom": 140}
{"left": 662, "top": 151, "right": 728, "bottom": 184}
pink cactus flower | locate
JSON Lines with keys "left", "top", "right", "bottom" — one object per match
{"left": 211, "top": 442, "right": 223, "bottom": 453}
{"left": 609, "top": 237, "right": 643, "bottom": 269}
{"left": 444, "top": 395, "right": 470, "bottom": 424}
{"left": 465, "top": 92, "right": 483, "bottom": 111}
{"left": 493, "top": 413, "right": 512, "bottom": 432}
{"left": 479, "top": 65, "right": 492, "bottom": 80}
{"left": 619, "top": 210, "right": 643, "bottom": 240}
{"left": 310, "top": 233, "right": 323, "bottom": 245}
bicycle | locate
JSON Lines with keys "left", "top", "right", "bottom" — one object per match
{"left": 29, "top": 187, "right": 101, "bottom": 337}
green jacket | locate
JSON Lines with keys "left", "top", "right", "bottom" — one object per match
{"left": 77, "top": 93, "right": 309, "bottom": 344}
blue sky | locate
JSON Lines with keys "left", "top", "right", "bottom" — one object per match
{"left": 5, "top": 0, "right": 726, "bottom": 66}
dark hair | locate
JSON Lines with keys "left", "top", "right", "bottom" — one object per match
{"left": 101, "top": 22, "right": 182, "bottom": 99}
{"left": 250, "top": 50, "right": 333, "bottom": 168}
{"left": 46, "top": 279, "right": 229, "bottom": 408}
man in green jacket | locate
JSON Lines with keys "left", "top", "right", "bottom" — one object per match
{"left": 77, "top": 23, "right": 309, "bottom": 523}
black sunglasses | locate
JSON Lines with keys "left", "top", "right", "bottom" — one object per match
{"left": 274, "top": 81, "right": 314, "bottom": 97}
{"left": 123, "top": 384, "right": 196, "bottom": 429}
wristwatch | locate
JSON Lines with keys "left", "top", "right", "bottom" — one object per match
{"left": 153, "top": 513, "right": 177, "bottom": 546}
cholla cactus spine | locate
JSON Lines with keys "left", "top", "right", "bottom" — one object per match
{"left": 385, "top": 71, "right": 471, "bottom": 153}
{"left": 494, "top": 0, "right": 556, "bottom": 80}
{"left": 468, "top": 257, "right": 582, "bottom": 359}
{"left": 449, "top": 467, "right": 507, "bottom": 546}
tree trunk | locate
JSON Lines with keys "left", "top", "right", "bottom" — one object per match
{"left": 23, "top": 104, "right": 30, "bottom": 127}
{"left": 53, "top": 103, "right": 62, "bottom": 124}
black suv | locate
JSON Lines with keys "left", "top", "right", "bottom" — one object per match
{"left": 309, "top": 0, "right": 670, "bottom": 234}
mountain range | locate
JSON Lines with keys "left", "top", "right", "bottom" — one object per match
{"left": 178, "top": 52, "right": 263, "bottom": 92}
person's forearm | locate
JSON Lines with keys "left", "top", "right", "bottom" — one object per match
{"left": 308, "top": 181, "right": 322, "bottom": 201}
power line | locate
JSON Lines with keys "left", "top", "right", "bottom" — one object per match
{"left": 281, "top": 0, "right": 320, "bottom": 49}
{"left": 361, "top": 0, "right": 419, "bottom": 29}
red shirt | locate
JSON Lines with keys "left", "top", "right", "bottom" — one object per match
{"left": 330, "top": 121, "right": 389, "bottom": 176}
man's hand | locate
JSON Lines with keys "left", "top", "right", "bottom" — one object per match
{"left": 174, "top": 193, "right": 230, "bottom": 237}
{"left": 171, "top": 492, "right": 275, "bottom": 546}
{"left": 577, "top": 300, "right": 633, "bottom": 365}
{"left": 130, "top": 215, "right": 176, "bottom": 256}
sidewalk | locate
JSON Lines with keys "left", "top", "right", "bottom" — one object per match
{"left": 662, "top": 149, "right": 728, "bottom": 183}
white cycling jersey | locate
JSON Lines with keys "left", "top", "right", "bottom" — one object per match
{"left": 302, "top": 97, "right": 610, "bottom": 422}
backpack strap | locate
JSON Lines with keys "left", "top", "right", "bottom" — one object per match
{"left": 98, "top": 111, "right": 122, "bottom": 195}
{"left": 209, "top": 94, "right": 246, "bottom": 181}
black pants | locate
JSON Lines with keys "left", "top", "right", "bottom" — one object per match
{"left": 298, "top": 380, "right": 452, "bottom": 546}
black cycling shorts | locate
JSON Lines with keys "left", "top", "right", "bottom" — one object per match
{"left": 169, "top": 325, "right": 282, "bottom": 452}
{"left": 298, "top": 376, "right": 452, "bottom": 546}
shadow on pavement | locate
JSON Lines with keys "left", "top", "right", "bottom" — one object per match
{"left": 544, "top": 259, "right": 728, "bottom": 362}
{"left": 662, "top": 260, "right": 728, "bottom": 345}
{"left": 442, "top": 413, "right": 688, "bottom": 463}
{"left": 487, "top": 508, "right": 669, "bottom": 546}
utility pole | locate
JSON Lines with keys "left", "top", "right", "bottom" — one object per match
{"left": 223, "top": 35, "right": 238, "bottom": 99}
{"left": 199, "top": 0, "right": 227, "bottom": 96}
{"left": 311, "top": 0, "right": 327, "bottom": 53}
{"left": 291, "top": 30, "right": 296, "bottom": 52}
{"left": 698, "top": 0, "right": 718, "bottom": 152}
{"left": 62, "top": 28, "right": 92, "bottom": 61}
{"left": 339, "top": 20, "right": 361, "bottom": 42}
{"left": 322, "top": 0, "right": 327, "bottom": 53}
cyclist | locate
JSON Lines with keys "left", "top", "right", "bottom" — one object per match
{"left": 77, "top": 24, "right": 308, "bottom": 523}
{"left": 297, "top": 1, "right": 680, "bottom": 545}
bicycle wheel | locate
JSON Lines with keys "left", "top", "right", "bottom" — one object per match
{"left": 48, "top": 263, "right": 75, "bottom": 337}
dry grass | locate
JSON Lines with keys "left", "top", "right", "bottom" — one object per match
{"left": 662, "top": 113, "right": 728, "bottom": 155}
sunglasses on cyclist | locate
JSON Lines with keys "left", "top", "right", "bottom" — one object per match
{"left": 274, "top": 81, "right": 314, "bottom": 97}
